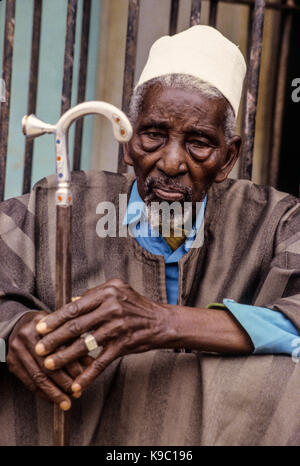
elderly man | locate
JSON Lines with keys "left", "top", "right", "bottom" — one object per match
{"left": 1, "top": 26, "right": 300, "bottom": 446}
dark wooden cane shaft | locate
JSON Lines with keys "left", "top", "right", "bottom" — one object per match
{"left": 56, "top": 1, "right": 77, "bottom": 441}
{"left": 54, "top": 406, "right": 69, "bottom": 447}
{"left": 54, "top": 205, "right": 72, "bottom": 446}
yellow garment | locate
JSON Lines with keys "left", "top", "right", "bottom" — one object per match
{"left": 164, "top": 234, "right": 186, "bottom": 251}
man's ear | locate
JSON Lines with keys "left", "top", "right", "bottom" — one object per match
{"left": 214, "top": 136, "right": 242, "bottom": 183}
{"left": 123, "top": 143, "right": 134, "bottom": 166}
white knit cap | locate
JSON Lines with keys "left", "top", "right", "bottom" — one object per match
{"left": 137, "top": 25, "right": 247, "bottom": 116}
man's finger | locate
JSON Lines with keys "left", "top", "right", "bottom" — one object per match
{"left": 35, "top": 285, "right": 124, "bottom": 335}
{"left": 79, "top": 355, "right": 94, "bottom": 368}
{"left": 71, "top": 344, "right": 122, "bottom": 392}
{"left": 19, "top": 347, "right": 72, "bottom": 410}
{"left": 19, "top": 324, "right": 77, "bottom": 397}
{"left": 35, "top": 300, "right": 123, "bottom": 356}
{"left": 8, "top": 355, "right": 37, "bottom": 392}
{"left": 35, "top": 308, "right": 105, "bottom": 355}
{"left": 65, "top": 360, "right": 84, "bottom": 379}
{"left": 8, "top": 357, "right": 53, "bottom": 403}
{"left": 42, "top": 320, "right": 123, "bottom": 370}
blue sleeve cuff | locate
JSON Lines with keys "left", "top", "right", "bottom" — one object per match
{"left": 223, "top": 298, "right": 299, "bottom": 355}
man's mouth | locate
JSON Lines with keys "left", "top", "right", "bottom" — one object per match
{"left": 153, "top": 186, "right": 185, "bottom": 201}
{"left": 144, "top": 175, "right": 193, "bottom": 205}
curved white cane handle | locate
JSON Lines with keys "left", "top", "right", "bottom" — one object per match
{"left": 22, "top": 101, "right": 133, "bottom": 206}
{"left": 56, "top": 101, "right": 132, "bottom": 143}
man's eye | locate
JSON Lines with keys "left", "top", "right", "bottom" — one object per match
{"left": 144, "top": 131, "right": 164, "bottom": 139}
{"left": 188, "top": 140, "right": 209, "bottom": 148}
{"left": 140, "top": 132, "right": 165, "bottom": 151}
{"left": 187, "top": 140, "right": 213, "bottom": 160}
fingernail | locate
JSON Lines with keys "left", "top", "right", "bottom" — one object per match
{"left": 60, "top": 400, "right": 71, "bottom": 411}
{"left": 35, "top": 342, "right": 46, "bottom": 355}
{"left": 71, "top": 383, "right": 82, "bottom": 393}
{"left": 36, "top": 321, "right": 47, "bottom": 333}
{"left": 44, "top": 357, "right": 55, "bottom": 370}
{"left": 71, "top": 296, "right": 80, "bottom": 302}
{"left": 72, "top": 391, "right": 82, "bottom": 399}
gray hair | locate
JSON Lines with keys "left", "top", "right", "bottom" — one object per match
{"left": 129, "top": 74, "right": 237, "bottom": 144}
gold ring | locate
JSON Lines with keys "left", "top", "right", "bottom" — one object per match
{"left": 81, "top": 332, "right": 103, "bottom": 358}
{"left": 83, "top": 333, "right": 98, "bottom": 352}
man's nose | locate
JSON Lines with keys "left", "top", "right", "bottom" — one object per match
{"left": 156, "top": 141, "right": 188, "bottom": 177}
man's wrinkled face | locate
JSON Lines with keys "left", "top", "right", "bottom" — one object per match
{"left": 124, "top": 84, "right": 240, "bottom": 210}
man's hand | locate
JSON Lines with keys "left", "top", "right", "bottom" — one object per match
{"left": 7, "top": 311, "right": 84, "bottom": 409}
{"left": 34, "top": 278, "right": 253, "bottom": 396}
{"left": 34, "top": 279, "right": 175, "bottom": 393}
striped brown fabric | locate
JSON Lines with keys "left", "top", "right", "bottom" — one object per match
{"left": 0, "top": 170, "right": 300, "bottom": 445}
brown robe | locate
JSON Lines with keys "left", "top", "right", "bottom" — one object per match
{"left": 0, "top": 170, "right": 300, "bottom": 445}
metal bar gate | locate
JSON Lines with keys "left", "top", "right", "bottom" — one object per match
{"left": 0, "top": 0, "right": 298, "bottom": 198}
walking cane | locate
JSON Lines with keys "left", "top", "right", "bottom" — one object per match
{"left": 22, "top": 101, "right": 132, "bottom": 445}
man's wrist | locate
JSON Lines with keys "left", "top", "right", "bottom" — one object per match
{"left": 162, "top": 304, "right": 253, "bottom": 354}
